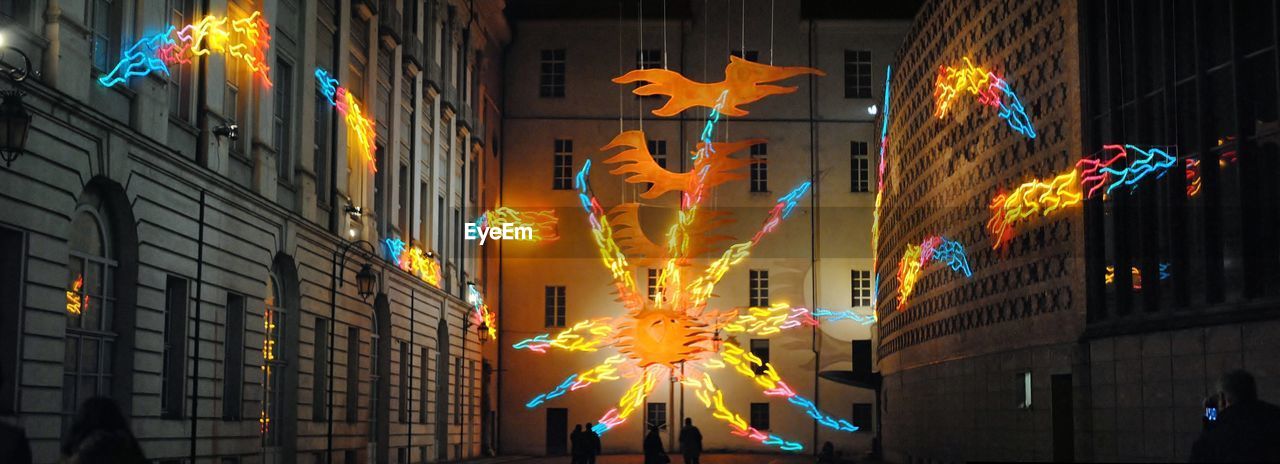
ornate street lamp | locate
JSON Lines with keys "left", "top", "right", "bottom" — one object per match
{"left": 355, "top": 263, "right": 377, "bottom": 301}
{"left": 0, "top": 91, "right": 30, "bottom": 167}
{"left": 0, "top": 33, "right": 34, "bottom": 167}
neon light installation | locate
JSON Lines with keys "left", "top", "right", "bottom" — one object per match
{"left": 988, "top": 145, "right": 1177, "bottom": 250}
{"left": 933, "top": 57, "right": 1036, "bottom": 138}
{"left": 66, "top": 274, "right": 86, "bottom": 315}
{"left": 517, "top": 59, "right": 864, "bottom": 452}
{"left": 466, "top": 283, "right": 497, "bottom": 340}
{"left": 316, "top": 68, "right": 377, "bottom": 172}
{"left": 895, "top": 236, "right": 974, "bottom": 309}
{"left": 260, "top": 306, "right": 277, "bottom": 435}
{"left": 99, "top": 11, "right": 272, "bottom": 88}
{"left": 382, "top": 237, "right": 442, "bottom": 288}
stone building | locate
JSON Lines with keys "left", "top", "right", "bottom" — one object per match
{"left": 875, "top": 0, "right": 1280, "bottom": 461}
{"left": 496, "top": 0, "right": 911, "bottom": 456}
{"left": 0, "top": 0, "right": 506, "bottom": 463}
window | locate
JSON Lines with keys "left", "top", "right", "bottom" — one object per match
{"left": 851, "top": 141, "right": 869, "bottom": 192}
{"left": 263, "top": 277, "right": 286, "bottom": 446}
{"left": 315, "top": 90, "right": 334, "bottom": 207}
{"left": 749, "top": 339, "right": 769, "bottom": 375}
{"left": 346, "top": 326, "right": 359, "bottom": 423}
{"left": 225, "top": 54, "right": 244, "bottom": 156}
{"left": 453, "top": 356, "right": 462, "bottom": 424}
{"left": 397, "top": 448, "right": 409, "bottom": 464}
{"left": 168, "top": 0, "right": 194, "bottom": 122}
{"left": 274, "top": 60, "right": 295, "bottom": 183}
{"left": 419, "top": 181, "right": 430, "bottom": 243}
{"left": 1017, "top": 371, "right": 1032, "bottom": 409}
{"left": 553, "top": 140, "right": 574, "bottom": 190}
{"left": 539, "top": 49, "right": 566, "bottom": 97}
{"left": 851, "top": 270, "right": 872, "bottom": 308}
{"left": 419, "top": 347, "right": 429, "bottom": 423}
{"left": 398, "top": 163, "right": 410, "bottom": 235}
{"left": 647, "top": 140, "right": 667, "bottom": 169}
{"left": 750, "top": 403, "right": 770, "bottom": 430}
{"left": 162, "top": 276, "right": 189, "bottom": 419}
{"left": 89, "top": 0, "right": 120, "bottom": 72}
{"left": 313, "top": 318, "right": 328, "bottom": 421}
{"left": 545, "top": 286, "right": 566, "bottom": 327}
{"left": 436, "top": 196, "right": 445, "bottom": 253}
{"left": 399, "top": 341, "right": 410, "bottom": 423}
{"left": 844, "top": 50, "right": 872, "bottom": 98}
{"left": 647, "top": 268, "right": 661, "bottom": 302}
{"left": 636, "top": 49, "right": 662, "bottom": 70}
{"left": 64, "top": 209, "right": 116, "bottom": 427}
{"left": 369, "top": 325, "right": 380, "bottom": 438}
{"left": 0, "top": 227, "right": 23, "bottom": 414}
{"left": 852, "top": 403, "right": 873, "bottom": 432}
{"left": 645, "top": 402, "right": 667, "bottom": 429}
{"left": 223, "top": 294, "right": 246, "bottom": 420}
{"left": 749, "top": 269, "right": 768, "bottom": 307}
{"left": 731, "top": 50, "right": 759, "bottom": 62}
{"left": 749, "top": 143, "right": 767, "bottom": 192}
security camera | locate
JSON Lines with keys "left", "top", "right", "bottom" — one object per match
{"left": 213, "top": 123, "right": 239, "bottom": 140}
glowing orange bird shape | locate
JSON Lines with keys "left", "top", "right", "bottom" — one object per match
{"left": 612, "top": 56, "right": 825, "bottom": 117}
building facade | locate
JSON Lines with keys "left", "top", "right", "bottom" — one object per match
{"left": 0, "top": 0, "right": 507, "bottom": 463}
{"left": 875, "top": 0, "right": 1280, "bottom": 461}
{"left": 497, "top": 0, "right": 909, "bottom": 456}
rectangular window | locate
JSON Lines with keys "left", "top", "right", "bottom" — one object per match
{"left": 315, "top": 90, "right": 334, "bottom": 207}
{"left": 545, "top": 286, "right": 566, "bottom": 327}
{"left": 851, "top": 141, "right": 869, "bottom": 192}
{"left": 645, "top": 402, "right": 667, "bottom": 429}
{"left": 851, "top": 269, "right": 872, "bottom": 308}
{"left": 419, "top": 181, "right": 430, "bottom": 243}
{"left": 398, "top": 163, "right": 410, "bottom": 235}
{"left": 162, "top": 275, "right": 189, "bottom": 419}
{"left": 852, "top": 403, "right": 873, "bottom": 432}
{"left": 844, "top": 50, "right": 872, "bottom": 98}
{"left": 397, "top": 448, "right": 409, "bottom": 464}
{"left": 275, "top": 59, "right": 295, "bottom": 183}
{"left": 313, "top": 318, "right": 328, "bottom": 421}
{"left": 647, "top": 268, "right": 661, "bottom": 302}
{"left": 167, "top": 0, "right": 194, "bottom": 122}
{"left": 90, "top": 0, "right": 119, "bottom": 72}
{"left": 749, "top": 269, "right": 769, "bottom": 307}
{"left": 553, "top": 140, "right": 574, "bottom": 190}
{"left": 346, "top": 326, "right": 359, "bottom": 423}
{"left": 223, "top": 294, "right": 245, "bottom": 420}
{"left": 636, "top": 49, "right": 662, "bottom": 70}
{"left": 225, "top": 59, "right": 243, "bottom": 156}
{"left": 750, "top": 403, "right": 770, "bottom": 430}
{"left": 539, "top": 49, "right": 566, "bottom": 98}
{"left": 437, "top": 195, "right": 445, "bottom": 253}
{"left": 731, "top": 50, "right": 759, "bottom": 62}
{"left": 399, "top": 341, "right": 409, "bottom": 423}
{"left": 419, "top": 347, "right": 429, "bottom": 423}
{"left": 453, "top": 356, "right": 463, "bottom": 424}
{"left": 749, "top": 143, "right": 768, "bottom": 192}
{"left": 646, "top": 140, "right": 667, "bottom": 169}
{"left": 0, "top": 227, "right": 23, "bottom": 414}
{"left": 1018, "top": 371, "right": 1032, "bottom": 409}
{"left": 749, "top": 339, "right": 769, "bottom": 375}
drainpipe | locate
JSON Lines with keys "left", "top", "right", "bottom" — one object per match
{"left": 41, "top": 0, "right": 60, "bottom": 87}
{"left": 806, "top": 16, "right": 820, "bottom": 454}
{"left": 190, "top": 190, "right": 207, "bottom": 464}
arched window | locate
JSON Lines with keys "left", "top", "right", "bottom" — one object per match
{"left": 64, "top": 208, "right": 116, "bottom": 422}
{"left": 262, "top": 275, "right": 287, "bottom": 447}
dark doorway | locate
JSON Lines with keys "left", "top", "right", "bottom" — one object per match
{"left": 546, "top": 408, "right": 568, "bottom": 456}
{"left": 1051, "top": 374, "right": 1074, "bottom": 462}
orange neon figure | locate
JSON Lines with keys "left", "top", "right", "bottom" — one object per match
{"left": 612, "top": 56, "right": 824, "bottom": 117}
{"left": 517, "top": 57, "right": 866, "bottom": 451}
{"left": 987, "top": 168, "right": 1083, "bottom": 250}
{"left": 479, "top": 207, "right": 560, "bottom": 242}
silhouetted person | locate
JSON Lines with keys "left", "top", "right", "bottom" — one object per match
{"left": 60, "top": 396, "right": 145, "bottom": 464}
{"left": 1190, "top": 370, "right": 1280, "bottom": 462}
{"left": 678, "top": 417, "right": 702, "bottom": 464}
{"left": 570, "top": 424, "right": 585, "bottom": 464}
{"left": 817, "top": 441, "right": 837, "bottom": 464}
{"left": 586, "top": 421, "right": 601, "bottom": 464}
{"left": 644, "top": 425, "right": 668, "bottom": 464}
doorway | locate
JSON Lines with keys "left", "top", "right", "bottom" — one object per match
{"left": 545, "top": 408, "right": 568, "bottom": 455}
{"left": 1051, "top": 374, "right": 1074, "bottom": 462}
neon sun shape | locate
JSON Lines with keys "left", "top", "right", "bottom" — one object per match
{"left": 516, "top": 58, "right": 871, "bottom": 452}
